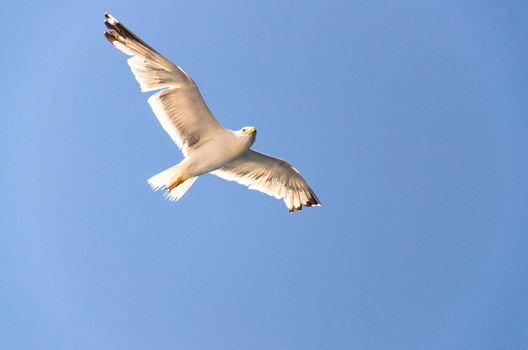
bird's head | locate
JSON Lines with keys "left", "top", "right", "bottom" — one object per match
{"left": 237, "top": 126, "right": 257, "bottom": 147}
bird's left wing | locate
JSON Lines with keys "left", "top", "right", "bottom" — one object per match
{"left": 104, "top": 12, "right": 225, "bottom": 156}
{"left": 212, "top": 150, "right": 321, "bottom": 212}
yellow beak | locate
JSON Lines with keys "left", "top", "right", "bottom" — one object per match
{"left": 246, "top": 127, "right": 256, "bottom": 135}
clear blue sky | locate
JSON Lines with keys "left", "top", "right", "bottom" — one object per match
{"left": 1, "top": 1, "right": 527, "bottom": 349}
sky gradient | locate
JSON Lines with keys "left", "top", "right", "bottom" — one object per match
{"left": 1, "top": 1, "right": 527, "bottom": 349}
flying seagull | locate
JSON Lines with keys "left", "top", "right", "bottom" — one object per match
{"left": 103, "top": 12, "right": 320, "bottom": 212}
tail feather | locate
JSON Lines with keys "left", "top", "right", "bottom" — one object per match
{"left": 147, "top": 165, "right": 197, "bottom": 202}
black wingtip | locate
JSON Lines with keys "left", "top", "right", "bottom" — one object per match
{"left": 104, "top": 12, "right": 115, "bottom": 21}
{"left": 307, "top": 188, "right": 321, "bottom": 207}
{"left": 101, "top": 12, "right": 162, "bottom": 56}
{"left": 103, "top": 31, "right": 116, "bottom": 44}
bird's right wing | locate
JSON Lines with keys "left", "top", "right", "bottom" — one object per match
{"left": 104, "top": 12, "right": 225, "bottom": 155}
{"left": 212, "top": 150, "right": 321, "bottom": 212}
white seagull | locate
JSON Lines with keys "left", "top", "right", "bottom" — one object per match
{"left": 104, "top": 12, "right": 321, "bottom": 212}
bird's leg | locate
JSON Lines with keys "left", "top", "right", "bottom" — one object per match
{"left": 167, "top": 176, "right": 184, "bottom": 191}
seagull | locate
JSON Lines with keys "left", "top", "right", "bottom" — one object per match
{"left": 103, "top": 12, "right": 320, "bottom": 212}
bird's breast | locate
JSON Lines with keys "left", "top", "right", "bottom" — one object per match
{"left": 183, "top": 134, "right": 248, "bottom": 177}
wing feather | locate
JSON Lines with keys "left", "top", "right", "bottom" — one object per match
{"left": 104, "top": 12, "right": 223, "bottom": 155}
{"left": 212, "top": 150, "right": 321, "bottom": 212}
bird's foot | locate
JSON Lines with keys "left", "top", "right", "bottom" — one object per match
{"left": 166, "top": 177, "right": 184, "bottom": 191}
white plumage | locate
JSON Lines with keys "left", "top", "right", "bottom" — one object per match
{"left": 104, "top": 12, "right": 320, "bottom": 212}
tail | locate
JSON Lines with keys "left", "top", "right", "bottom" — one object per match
{"left": 147, "top": 165, "right": 197, "bottom": 202}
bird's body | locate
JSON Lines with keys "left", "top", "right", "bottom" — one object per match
{"left": 104, "top": 12, "right": 321, "bottom": 212}
{"left": 172, "top": 128, "right": 255, "bottom": 182}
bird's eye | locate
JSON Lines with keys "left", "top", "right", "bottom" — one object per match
{"left": 242, "top": 128, "right": 246, "bottom": 132}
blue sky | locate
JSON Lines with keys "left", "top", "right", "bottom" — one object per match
{"left": 1, "top": 1, "right": 527, "bottom": 349}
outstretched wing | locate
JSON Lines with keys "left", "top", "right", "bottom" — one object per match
{"left": 104, "top": 12, "right": 225, "bottom": 156}
{"left": 212, "top": 150, "right": 321, "bottom": 212}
